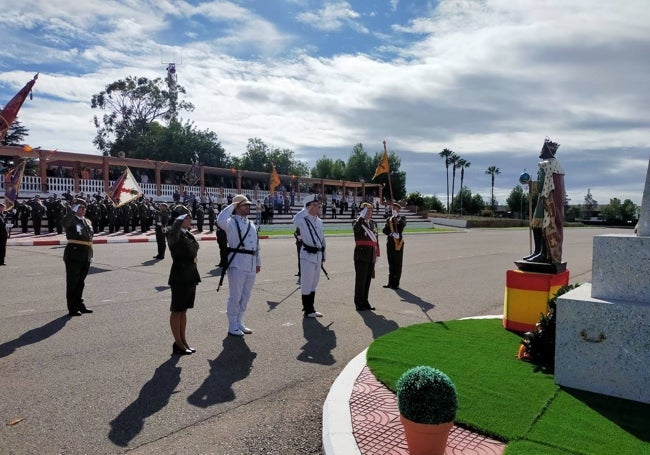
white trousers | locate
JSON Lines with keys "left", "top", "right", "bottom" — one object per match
{"left": 226, "top": 267, "right": 257, "bottom": 331}
{"left": 300, "top": 257, "right": 321, "bottom": 295}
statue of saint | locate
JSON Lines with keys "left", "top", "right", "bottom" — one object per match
{"left": 524, "top": 139, "right": 565, "bottom": 264}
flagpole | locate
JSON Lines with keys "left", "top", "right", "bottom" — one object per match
{"left": 383, "top": 140, "right": 394, "bottom": 203}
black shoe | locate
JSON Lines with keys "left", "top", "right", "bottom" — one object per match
{"left": 68, "top": 311, "right": 82, "bottom": 317}
{"left": 153, "top": 256, "right": 164, "bottom": 259}
{"left": 186, "top": 346, "right": 196, "bottom": 353}
{"left": 172, "top": 343, "right": 192, "bottom": 355}
{"left": 79, "top": 308, "right": 93, "bottom": 314}
{"left": 0, "top": 263, "right": 5, "bottom": 266}
{"left": 364, "top": 304, "right": 376, "bottom": 310}
{"left": 382, "top": 284, "right": 391, "bottom": 288}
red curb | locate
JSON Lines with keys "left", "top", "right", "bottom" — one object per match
{"left": 127, "top": 238, "right": 149, "bottom": 243}
{"left": 32, "top": 240, "right": 62, "bottom": 246}
{"left": 93, "top": 239, "right": 108, "bottom": 244}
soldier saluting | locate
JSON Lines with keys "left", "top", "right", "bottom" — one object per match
{"left": 62, "top": 199, "right": 94, "bottom": 316}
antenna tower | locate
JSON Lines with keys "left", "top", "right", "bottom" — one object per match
{"left": 161, "top": 50, "right": 182, "bottom": 122}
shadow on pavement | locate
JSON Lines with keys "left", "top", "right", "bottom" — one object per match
{"left": 187, "top": 336, "right": 257, "bottom": 408}
{"left": 0, "top": 315, "right": 70, "bottom": 358}
{"left": 357, "top": 311, "right": 399, "bottom": 339}
{"left": 297, "top": 318, "right": 336, "bottom": 365}
{"left": 108, "top": 356, "right": 181, "bottom": 447}
{"left": 395, "top": 287, "right": 435, "bottom": 321}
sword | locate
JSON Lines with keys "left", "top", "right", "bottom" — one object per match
{"left": 321, "top": 263, "right": 330, "bottom": 280}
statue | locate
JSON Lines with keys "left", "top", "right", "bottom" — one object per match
{"left": 523, "top": 138, "right": 565, "bottom": 266}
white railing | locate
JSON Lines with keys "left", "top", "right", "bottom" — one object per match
{"left": 0, "top": 175, "right": 275, "bottom": 203}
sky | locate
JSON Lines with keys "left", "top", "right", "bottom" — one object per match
{"left": 1, "top": 0, "right": 649, "bottom": 206}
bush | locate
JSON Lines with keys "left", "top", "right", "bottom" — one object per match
{"left": 518, "top": 283, "right": 581, "bottom": 371}
{"left": 396, "top": 365, "right": 458, "bottom": 424}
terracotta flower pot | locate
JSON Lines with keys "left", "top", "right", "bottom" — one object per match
{"left": 400, "top": 414, "right": 453, "bottom": 455}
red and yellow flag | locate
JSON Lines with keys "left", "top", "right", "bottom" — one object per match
{"left": 0, "top": 74, "right": 38, "bottom": 141}
{"left": 269, "top": 165, "right": 281, "bottom": 193}
{"left": 372, "top": 149, "right": 390, "bottom": 180}
{"left": 3, "top": 160, "right": 26, "bottom": 210}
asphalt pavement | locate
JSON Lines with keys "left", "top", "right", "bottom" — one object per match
{"left": 0, "top": 227, "right": 622, "bottom": 454}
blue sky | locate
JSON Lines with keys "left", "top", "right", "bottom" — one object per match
{"left": 1, "top": 0, "right": 649, "bottom": 206}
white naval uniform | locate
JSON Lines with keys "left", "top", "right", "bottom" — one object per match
{"left": 217, "top": 204, "right": 261, "bottom": 332}
{"left": 292, "top": 207, "right": 325, "bottom": 295}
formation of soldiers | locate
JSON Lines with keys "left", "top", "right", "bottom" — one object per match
{"left": 4, "top": 192, "right": 221, "bottom": 236}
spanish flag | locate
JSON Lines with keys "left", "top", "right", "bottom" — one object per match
{"left": 372, "top": 149, "right": 390, "bottom": 180}
{"left": 269, "top": 165, "right": 281, "bottom": 193}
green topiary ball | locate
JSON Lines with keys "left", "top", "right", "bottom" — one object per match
{"left": 396, "top": 365, "right": 458, "bottom": 425}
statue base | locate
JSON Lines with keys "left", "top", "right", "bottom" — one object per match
{"left": 514, "top": 260, "right": 567, "bottom": 274}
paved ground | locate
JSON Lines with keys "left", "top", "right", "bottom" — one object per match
{"left": 0, "top": 227, "right": 623, "bottom": 454}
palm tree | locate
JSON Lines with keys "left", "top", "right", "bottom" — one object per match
{"left": 485, "top": 165, "right": 501, "bottom": 212}
{"left": 457, "top": 158, "right": 471, "bottom": 214}
{"left": 438, "top": 148, "right": 453, "bottom": 213}
{"left": 449, "top": 152, "right": 460, "bottom": 210}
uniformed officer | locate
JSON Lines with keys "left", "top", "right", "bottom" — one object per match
{"left": 353, "top": 202, "right": 379, "bottom": 311}
{"left": 293, "top": 194, "right": 326, "bottom": 317}
{"left": 217, "top": 194, "right": 261, "bottom": 336}
{"left": 167, "top": 206, "right": 201, "bottom": 355}
{"left": 62, "top": 199, "right": 94, "bottom": 316}
{"left": 0, "top": 202, "right": 8, "bottom": 265}
{"left": 382, "top": 202, "right": 407, "bottom": 289}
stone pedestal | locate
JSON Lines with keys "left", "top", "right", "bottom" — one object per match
{"left": 555, "top": 234, "right": 650, "bottom": 404}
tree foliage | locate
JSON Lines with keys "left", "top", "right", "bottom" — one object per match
{"left": 91, "top": 75, "right": 194, "bottom": 155}
{"left": 506, "top": 185, "right": 530, "bottom": 219}
{"left": 1, "top": 120, "right": 28, "bottom": 146}
{"left": 599, "top": 198, "right": 638, "bottom": 224}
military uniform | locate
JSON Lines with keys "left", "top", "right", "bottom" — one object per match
{"left": 382, "top": 205, "right": 407, "bottom": 289}
{"left": 353, "top": 203, "right": 379, "bottom": 311}
{"left": 0, "top": 203, "right": 8, "bottom": 265}
{"left": 293, "top": 195, "right": 326, "bottom": 317}
{"left": 62, "top": 200, "right": 94, "bottom": 316}
{"left": 217, "top": 195, "right": 260, "bottom": 336}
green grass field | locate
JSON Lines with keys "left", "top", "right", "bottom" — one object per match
{"left": 366, "top": 319, "right": 650, "bottom": 454}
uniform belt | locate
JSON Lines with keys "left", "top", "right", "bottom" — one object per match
{"left": 302, "top": 244, "right": 324, "bottom": 254}
{"left": 67, "top": 239, "right": 93, "bottom": 246}
{"left": 355, "top": 240, "right": 376, "bottom": 247}
{"left": 227, "top": 247, "right": 255, "bottom": 255}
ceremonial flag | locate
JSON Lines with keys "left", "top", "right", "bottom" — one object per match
{"left": 372, "top": 149, "right": 390, "bottom": 180}
{"left": 3, "top": 160, "right": 26, "bottom": 210}
{"left": 108, "top": 167, "right": 143, "bottom": 207}
{"left": 269, "top": 165, "right": 281, "bottom": 193}
{"left": 0, "top": 74, "right": 38, "bottom": 141}
{"left": 182, "top": 162, "right": 200, "bottom": 186}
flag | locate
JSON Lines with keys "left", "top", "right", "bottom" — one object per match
{"left": 3, "top": 160, "right": 26, "bottom": 210}
{"left": 269, "top": 165, "right": 281, "bottom": 193}
{"left": 372, "top": 149, "right": 390, "bottom": 180}
{"left": 107, "top": 167, "right": 143, "bottom": 207}
{"left": 182, "top": 162, "right": 200, "bottom": 186}
{"left": 0, "top": 74, "right": 38, "bottom": 141}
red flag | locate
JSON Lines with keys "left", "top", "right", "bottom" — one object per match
{"left": 3, "top": 160, "right": 26, "bottom": 210}
{"left": 107, "top": 167, "right": 143, "bottom": 207}
{"left": 0, "top": 74, "right": 38, "bottom": 141}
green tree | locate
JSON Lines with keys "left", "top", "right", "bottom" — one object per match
{"left": 449, "top": 152, "right": 460, "bottom": 209}
{"left": 471, "top": 193, "right": 486, "bottom": 214}
{"left": 423, "top": 194, "right": 445, "bottom": 213}
{"left": 311, "top": 156, "right": 346, "bottom": 179}
{"left": 345, "top": 143, "right": 374, "bottom": 182}
{"left": 456, "top": 158, "right": 471, "bottom": 214}
{"left": 600, "top": 198, "right": 638, "bottom": 224}
{"left": 1, "top": 120, "right": 28, "bottom": 146}
{"left": 506, "top": 185, "right": 529, "bottom": 219}
{"left": 91, "top": 75, "right": 194, "bottom": 155}
{"left": 438, "top": 148, "right": 453, "bottom": 213}
{"left": 485, "top": 165, "right": 501, "bottom": 211}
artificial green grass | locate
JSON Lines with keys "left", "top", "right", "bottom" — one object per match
{"left": 366, "top": 319, "right": 650, "bottom": 454}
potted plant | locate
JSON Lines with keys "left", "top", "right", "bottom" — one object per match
{"left": 396, "top": 365, "right": 458, "bottom": 455}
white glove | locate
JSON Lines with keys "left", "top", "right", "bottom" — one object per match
{"left": 391, "top": 210, "right": 397, "bottom": 217}
{"left": 391, "top": 232, "right": 400, "bottom": 239}
{"left": 359, "top": 207, "right": 368, "bottom": 218}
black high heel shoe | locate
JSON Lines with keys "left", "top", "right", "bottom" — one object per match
{"left": 172, "top": 342, "right": 192, "bottom": 355}
{"left": 185, "top": 345, "right": 196, "bottom": 353}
